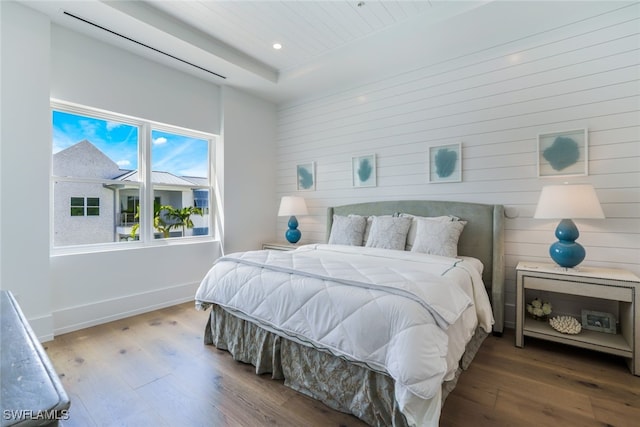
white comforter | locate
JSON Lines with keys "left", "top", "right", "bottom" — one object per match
{"left": 195, "top": 244, "right": 493, "bottom": 426}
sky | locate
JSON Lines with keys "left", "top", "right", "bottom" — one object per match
{"left": 52, "top": 110, "right": 209, "bottom": 178}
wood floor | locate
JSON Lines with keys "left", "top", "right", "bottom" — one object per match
{"left": 44, "top": 302, "right": 640, "bottom": 427}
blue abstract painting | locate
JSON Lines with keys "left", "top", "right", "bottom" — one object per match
{"left": 429, "top": 143, "right": 461, "bottom": 183}
{"left": 543, "top": 136, "right": 579, "bottom": 171}
{"left": 538, "top": 129, "right": 587, "bottom": 177}
{"left": 297, "top": 163, "right": 315, "bottom": 191}
{"left": 357, "top": 158, "right": 373, "bottom": 182}
{"left": 434, "top": 148, "right": 457, "bottom": 178}
{"left": 352, "top": 154, "right": 376, "bottom": 187}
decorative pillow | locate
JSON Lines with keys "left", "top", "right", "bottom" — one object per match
{"left": 328, "top": 215, "right": 367, "bottom": 246}
{"left": 364, "top": 216, "right": 412, "bottom": 250}
{"left": 411, "top": 218, "right": 467, "bottom": 257}
{"left": 362, "top": 215, "right": 393, "bottom": 244}
{"left": 400, "top": 213, "right": 453, "bottom": 251}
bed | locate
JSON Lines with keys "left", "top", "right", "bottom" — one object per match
{"left": 195, "top": 200, "right": 505, "bottom": 427}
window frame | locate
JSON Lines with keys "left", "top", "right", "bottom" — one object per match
{"left": 51, "top": 100, "right": 216, "bottom": 253}
{"left": 69, "top": 196, "right": 100, "bottom": 217}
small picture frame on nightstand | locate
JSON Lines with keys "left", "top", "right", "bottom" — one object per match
{"left": 581, "top": 309, "right": 616, "bottom": 334}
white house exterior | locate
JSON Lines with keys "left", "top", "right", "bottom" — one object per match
{"left": 53, "top": 140, "right": 208, "bottom": 246}
{"left": 53, "top": 140, "right": 121, "bottom": 246}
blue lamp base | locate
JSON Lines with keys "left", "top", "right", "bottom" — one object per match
{"left": 549, "top": 218, "right": 585, "bottom": 268}
{"left": 285, "top": 215, "right": 301, "bottom": 244}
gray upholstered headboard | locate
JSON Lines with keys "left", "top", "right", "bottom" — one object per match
{"left": 326, "top": 200, "right": 505, "bottom": 334}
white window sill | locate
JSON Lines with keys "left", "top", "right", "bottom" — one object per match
{"left": 50, "top": 235, "right": 218, "bottom": 257}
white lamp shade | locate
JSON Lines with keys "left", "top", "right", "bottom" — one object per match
{"left": 278, "top": 196, "right": 308, "bottom": 216}
{"left": 534, "top": 184, "right": 605, "bottom": 219}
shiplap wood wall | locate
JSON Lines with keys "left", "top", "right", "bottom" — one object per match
{"left": 275, "top": 2, "right": 640, "bottom": 327}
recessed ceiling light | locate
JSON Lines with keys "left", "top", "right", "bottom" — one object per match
{"left": 273, "top": 43, "right": 282, "bottom": 50}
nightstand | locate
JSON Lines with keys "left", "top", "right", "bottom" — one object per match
{"left": 262, "top": 242, "right": 298, "bottom": 251}
{"left": 516, "top": 261, "right": 640, "bottom": 375}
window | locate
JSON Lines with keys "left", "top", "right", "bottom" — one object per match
{"left": 70, "top": 197, "right": 100, "bottom": 216}
{"left": 52, "top": 101, "right": 214, "bottom": 248}
{"left": 87, "top": 197, "right": 100, "bottom": 216}
{"left": 193, "top": 190, "right": 209, "bottom": 214}
{"left": 70, "top": 197, "right": 84, "bottom": 216}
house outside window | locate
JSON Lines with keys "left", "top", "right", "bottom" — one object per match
{"left": 51, "top": 101, "right": 214, "bottom": 248}
{"left": 70, "top": 197, "right": 100, "bottom": 216}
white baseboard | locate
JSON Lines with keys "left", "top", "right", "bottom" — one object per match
{"left": 29, "top": 314, "right": 54, "bottom": 343}
{"left": 52, "top": 281, "right": 199, "bottom": 337}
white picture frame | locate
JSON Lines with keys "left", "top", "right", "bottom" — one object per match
{"left": 581, "top": 309, "right": 616, "bottom": 334}
{"left": 296, "top": 162, "right": 315, "bottom": 191}
{"left": 537, "top": 128, "right": 588, "bottom": 177}
{"left": 352, "top": 154, "right": 376, "bottom": 188}
{"left": 428, "top": 142, "right": 462, "bottom": 183}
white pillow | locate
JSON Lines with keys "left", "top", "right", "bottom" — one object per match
{"left": 363, "top": 215, "right": 393, "bottom": 244}
{"left": 400, "top": 213, "right": 454, "bottom": 251}
{"left": 364, "top": 216, "right": 412, "bottom": 250}
{"left": 328, "top": 215, "right": 367, "bottom": 246}
{"left": 411, "top": 218, "right": 466, "bottom": 257}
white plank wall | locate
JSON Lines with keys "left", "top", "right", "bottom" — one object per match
{"left": 274, "top": 2, "right": 640, "bottom": 327}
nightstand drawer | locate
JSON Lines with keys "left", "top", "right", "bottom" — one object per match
{"left": 262, "top": 242, "right": 297, "bottom": 251}
{"left": 522, "top": 275, "right": 633, "bottom": 302}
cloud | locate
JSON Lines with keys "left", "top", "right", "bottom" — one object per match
{"left": 153, "top": 137, "right": 168, "bottom": 145}
{"left": 79, "top": 119, "right": 100, "bottom": 137}
{"left": 106, "top": 121, "right": 123, "bottom": 131}
{"left": 52, "top": 128, "right": 79, "bottom": 153}
{"left": 52, "top": 137, "right": 70, "bottom": 154}
{"left": 117, "top": 160, "right": 131, "bottom": 167}
{"left": 179, "top": 166, "right": 208, "bottom": 178}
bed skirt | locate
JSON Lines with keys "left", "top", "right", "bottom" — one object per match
{"left": 204, "top": 304, "right": 488, "bottom": 427}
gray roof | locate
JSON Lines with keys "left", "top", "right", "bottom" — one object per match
{"left": 117, "top": 170, "right": 202, "bottom": 186}
{"left": 56, "top": 140, "right": 208, "bottom": 186}
{"left": 183, "top": 176, "right": 209, "bottom": 186}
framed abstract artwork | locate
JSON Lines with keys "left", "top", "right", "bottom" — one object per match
{"left": 537, "top": 129, "right": 588, "bottom": 177}
{"left": 352, "top": 154, "right": 376, "bottom": 187}
{"left": 428, "top": 143, "right": 462, "bottom": 183}
{"left": 296, "top": 162, "right": 315, "bottom": 191}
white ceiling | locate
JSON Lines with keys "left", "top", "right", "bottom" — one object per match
{"left": 20, "top": 0, "right": 491, "bottom": 104}
{"left": 149, "top": 0, "right": 435, "bottom": 72}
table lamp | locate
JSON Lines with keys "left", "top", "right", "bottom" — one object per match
{"left": 278, "top": 196, "right": 308, "bottom": 244}
{"left": 534, "top": 184, "right": 604, "bottom": 268}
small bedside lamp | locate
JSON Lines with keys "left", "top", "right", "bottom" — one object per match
{"left": 534, "top": 184, "right": 604, "bottom": 268}
{"left": 278, "top": 196, "right": 308, "bottom": 244}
